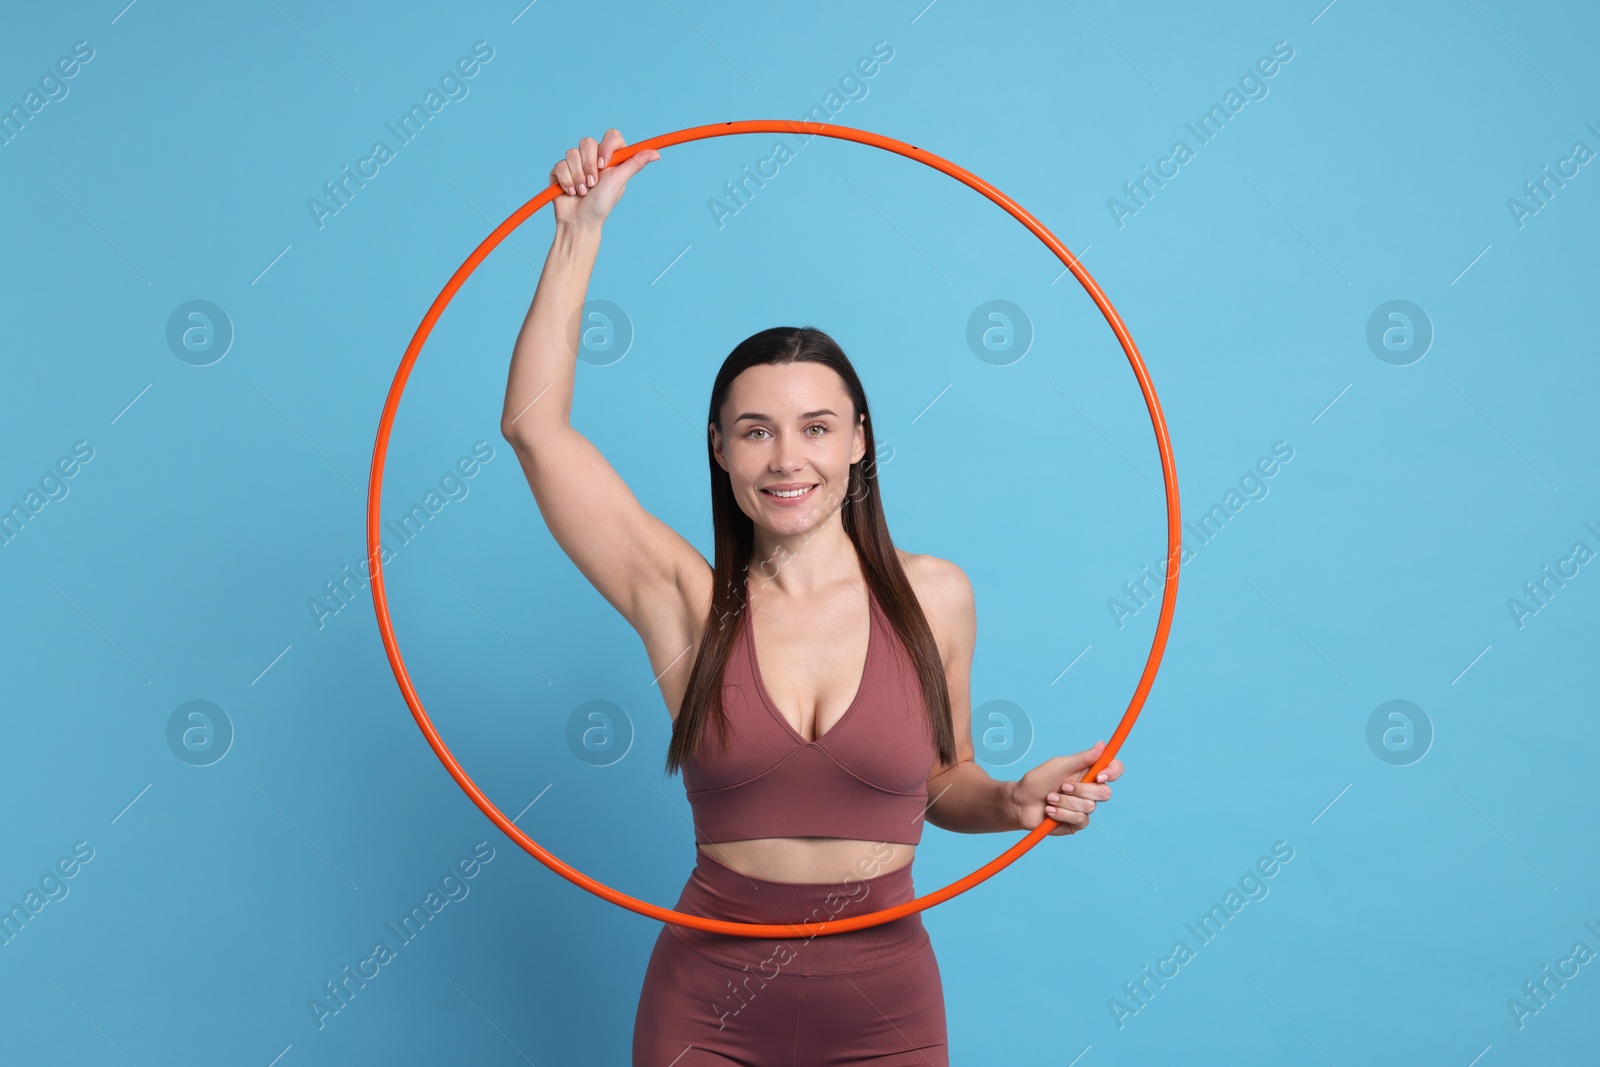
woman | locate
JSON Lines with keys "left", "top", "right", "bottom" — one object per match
{"left": 501, "top": 129, "right": 1126, "bottom": 1066}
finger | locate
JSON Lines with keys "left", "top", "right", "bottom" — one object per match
{"left": 597, "top": 128, "right": 626, "bottom": 169}
{"left": 551, "top": 158, "right": 576, "bottom": 195}
{"left": 1051, "top": 806, "right": 1088, "bottom": 834}
{"left": 578, "top": 136, "right": 600, "bottom": 187}
{"left": 1044, "top": 797, "right": 1095, "bottom": 819}
{"left": 1053, "top": 815, "right": 1087, "bottom": 836}
{"left": 1080, "top": 741, "right": 1114, "bottom": 784}
{"left": 1069, "top": 783, "right": 1111, "bottom": 802}
{"left": 566, "top": 148, "right": 587, "bottom": 195}
{"left": 1054, "top": 747, "right": 1102, "bottom": 775}
{"left": 1045, "top": 805, "right": 1090, "bottom": 833}
{"left": 610, "top": 142, "right": 661, "bottom": 181}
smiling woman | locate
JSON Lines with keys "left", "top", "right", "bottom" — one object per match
{"left": 495, "top": 126, "right": 1124, "bottom": 1066}
{"left": 671, "top": 333, "right": 957, "bottom": 788}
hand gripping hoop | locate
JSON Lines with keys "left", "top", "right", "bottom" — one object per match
{"left": 368, "top": 120, "right": 1181, "bottom": 938}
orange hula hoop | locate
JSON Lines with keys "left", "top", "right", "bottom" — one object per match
{"left": 368, "top": 120, "right": 1181, "bottom": 938}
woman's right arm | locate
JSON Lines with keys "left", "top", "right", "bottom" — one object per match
{"left": 498, "top": 131, "right": 704, "bottom": 630}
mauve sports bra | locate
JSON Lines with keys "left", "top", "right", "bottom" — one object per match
{"left": 682, "top": 583, "right": 938, "bottom": 846}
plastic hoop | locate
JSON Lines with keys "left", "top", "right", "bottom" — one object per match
{"left": 368, "top": 120, "right": 1180, "bottom": 938}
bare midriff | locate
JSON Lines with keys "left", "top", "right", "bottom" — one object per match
{"left": 696, "top": 838, "right": 915, "bottom": 884}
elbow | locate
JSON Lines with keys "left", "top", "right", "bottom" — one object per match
{"left": 500, "top": 417, "right": 541, "bottom": 453}
{"left": 500, "top": 408, "right": 569, "bottom": 450}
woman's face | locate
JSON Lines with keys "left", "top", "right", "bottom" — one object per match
{"left": 712, "top": 362, "right": 866, "bottom": 534}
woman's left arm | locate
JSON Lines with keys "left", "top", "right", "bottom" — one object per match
{"left": 918, "top": 558, "right": 1123, "bottom": 837}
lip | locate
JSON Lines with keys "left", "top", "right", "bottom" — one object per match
{"left": 760, "top": 482, "right": 818, "bottom": 507}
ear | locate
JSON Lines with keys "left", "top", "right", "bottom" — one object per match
{"left": 851, "top": 413, "right": 867, "bottom": 465}
{"left": 709, "top": 423, "right": 727, "bottom": 471}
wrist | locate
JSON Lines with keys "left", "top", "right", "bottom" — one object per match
{"left": 555, "top": 217, "right": 604, "bottom": 243}
{"left": 1005, "top": 778, "right": 1026, "bottom": 831}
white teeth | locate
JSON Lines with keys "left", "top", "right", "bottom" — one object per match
{"left": 765, "top": 485, "right": 813, "bottom": 498}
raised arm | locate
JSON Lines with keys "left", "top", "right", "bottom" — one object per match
{"left": 499, "top": 130, "right": 703, "bottom": 630}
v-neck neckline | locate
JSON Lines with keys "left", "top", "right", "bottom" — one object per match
{"left": 744, "top": 584, "right": 876, "bottom": 747}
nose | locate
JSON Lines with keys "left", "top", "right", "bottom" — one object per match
{"left": 770, "top": 430, "right": 806, "bottom": 474}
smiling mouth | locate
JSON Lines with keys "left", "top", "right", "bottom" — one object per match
{"left": 761, "top": 484, "right": 817, "bottom": 500}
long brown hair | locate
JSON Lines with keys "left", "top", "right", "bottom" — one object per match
{"left": 665, "top": 326, "right": 957, "bottom": 775}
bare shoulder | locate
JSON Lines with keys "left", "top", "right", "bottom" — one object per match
{"left": 899, "top": 549, "right": 972, "bottom": 610}
{"left": 896, "top": 550, "right": 974, "bottom": 663}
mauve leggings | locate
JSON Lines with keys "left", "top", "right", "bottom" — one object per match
{"left": 633, "top": 848, "right": 949, "bottom": 1066}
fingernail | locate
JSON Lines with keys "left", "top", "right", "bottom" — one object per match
{"left": 1047, "top": 793, "right": 1060, "bottom": 803}
{"left": 1061, "top": 783, "right": 1075, "bottom": 793}
{"left": 1044, "top": 806, "right": 1056, "bottom": 814}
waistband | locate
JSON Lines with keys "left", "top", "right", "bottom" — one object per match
{"left": 664, "top": 847, "right": 929, "bottom": 976}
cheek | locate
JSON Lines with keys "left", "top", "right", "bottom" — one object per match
{"left": 729, "top": 453, "right": 766, "bottom": 491}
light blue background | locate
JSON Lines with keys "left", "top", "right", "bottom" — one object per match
{"left": 2, "top": 1, "right": 1596, "bottom": 1063}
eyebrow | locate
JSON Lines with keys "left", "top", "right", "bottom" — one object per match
{"left": 732, "top": 409, "right": 838, "bottom": 424}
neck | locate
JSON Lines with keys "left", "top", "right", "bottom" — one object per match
{"left": 747, "top": 515, "right": 861, "bottom": 598}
